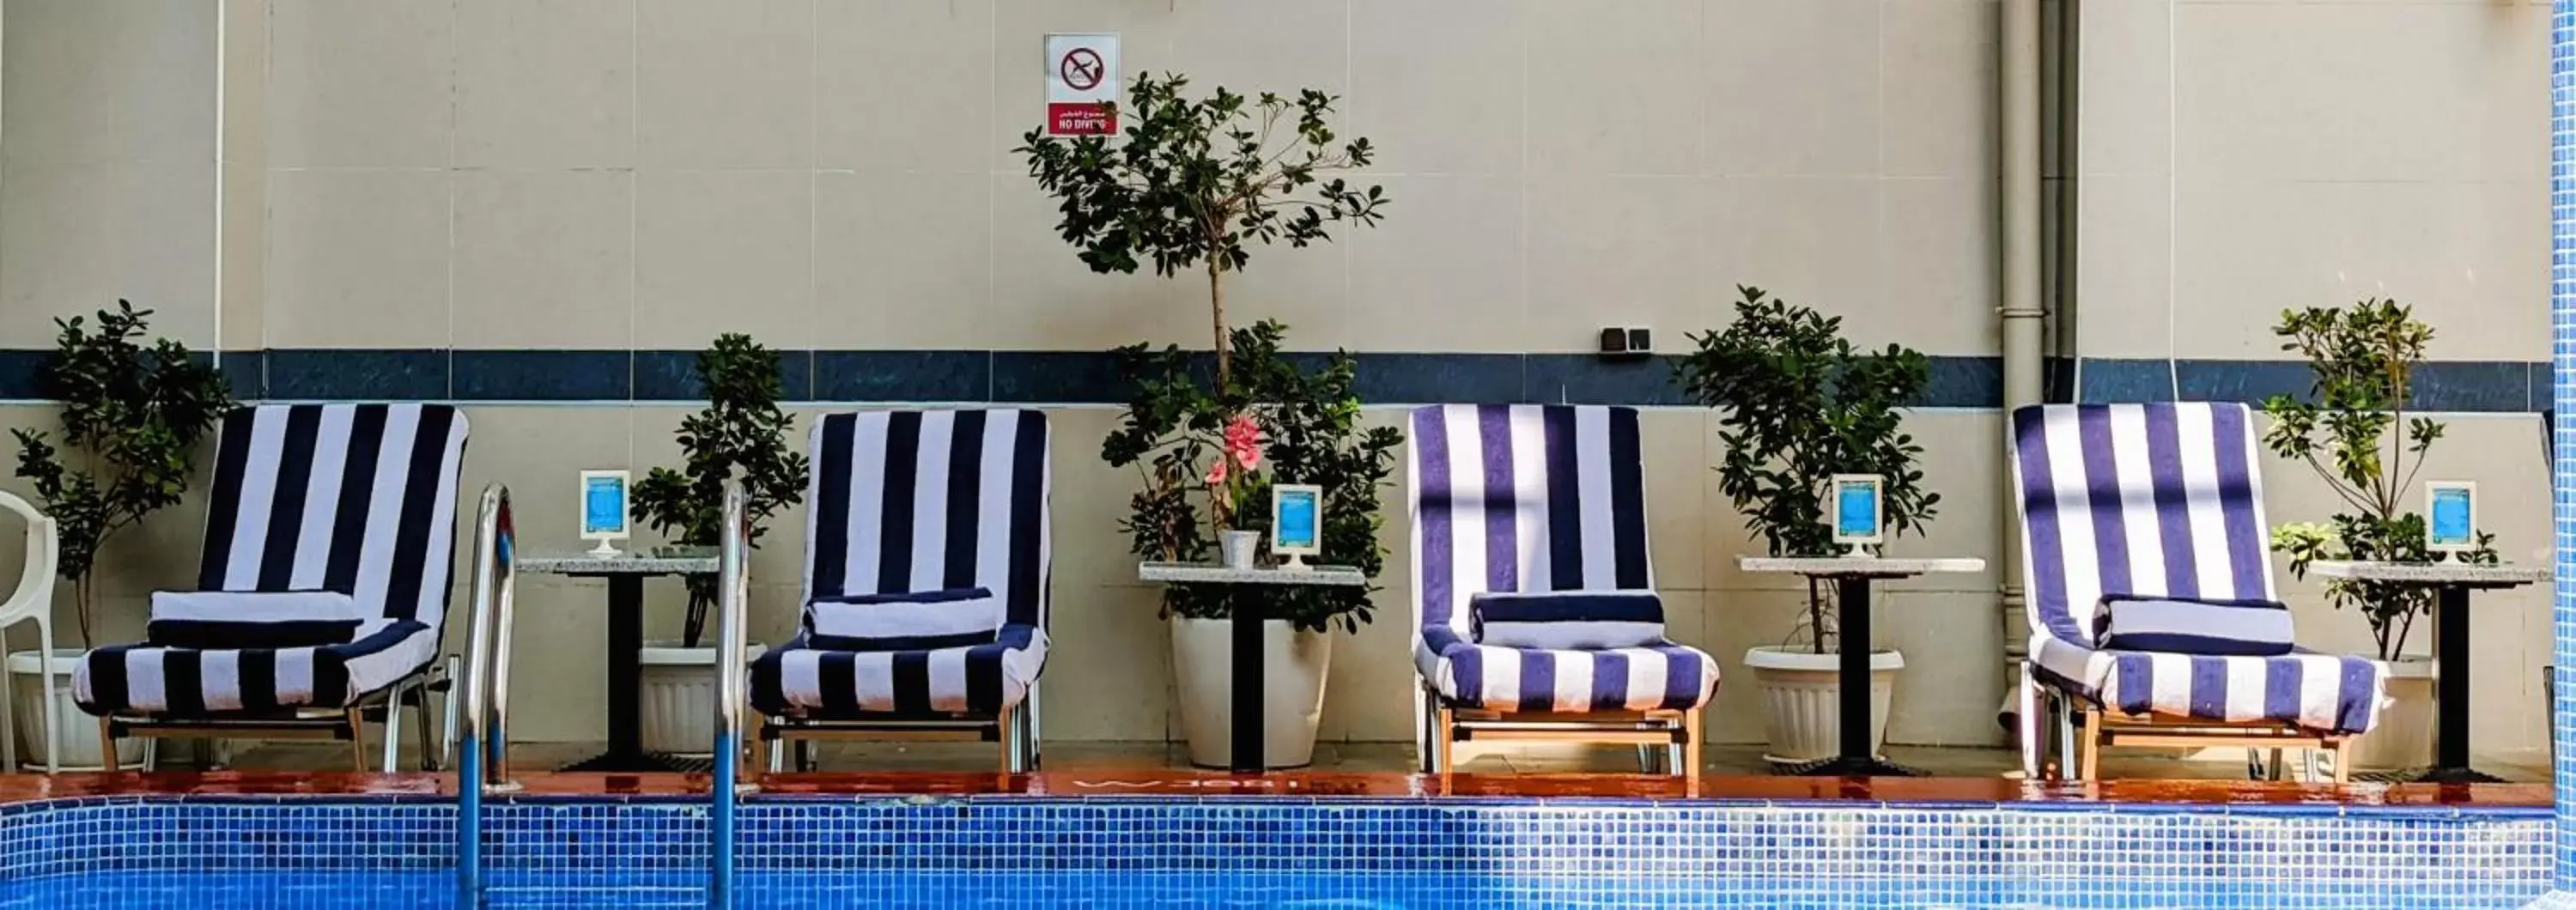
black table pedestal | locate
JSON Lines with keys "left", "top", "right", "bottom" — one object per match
{"left": 2413, "top": 583, "right": 2504, "bottom": 784}
{"left": 1785, "top": 576, "right": 1922, "bottom": 778}
{"left": 1230, "top": 593, "right": 1267, "bottom": 774}
{"left": 559, "top": 574, "right": 709, "bottom": 774}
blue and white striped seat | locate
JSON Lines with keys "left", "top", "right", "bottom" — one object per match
{"left": 75, "top": 404, "right": 468, "bottom": 719}
{"left": 750, "top": 410, "right": 1050, "bottom": 724}
{"left": 1410, "top": 405, "right": 1718, "bottom": 717}
{"left": 2012, "top": 403, "right": 2383, "bottom": 737}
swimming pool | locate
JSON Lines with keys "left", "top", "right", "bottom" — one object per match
{"left": 0, "top": 795, "right": 2549, "bottom": 908}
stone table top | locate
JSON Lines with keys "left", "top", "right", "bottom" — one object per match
{"left": 519, "top": 547, "right": 720, "bottom": 576}
{"left": 1138, "top": 561, "right": 1370, "bottom": 586}
{"left": 2309, "top": 561, "right": 2550, "bottom": 586}
{"left": 1737, "top": 555, "right": 1989, "bottom": 579}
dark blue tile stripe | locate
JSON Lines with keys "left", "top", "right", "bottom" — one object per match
{"left": 0, "top": 349, "right": 2555, "bottom": 411}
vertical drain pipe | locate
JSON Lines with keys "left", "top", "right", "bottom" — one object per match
{"left": 1997, "top": 0, "right": 2048, "bottom": 744}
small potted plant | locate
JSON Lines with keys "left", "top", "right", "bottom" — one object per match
{"left": 1104, "top": 324, "right": 1400, "bottom": 769}
{"left": 630, "top": 333, "right": 806, "bottom": 756}
{"left": 10, "top": 301, "right": 231, "bottom": 769}
{"left": 2263, "top": 300, "right": 2493, "bottom": 772}
{"left": 1678, "top": 287, "right": 1939, "bottom": 765}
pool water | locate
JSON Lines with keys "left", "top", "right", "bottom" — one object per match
{"left": 0, "top": 798, "right": 2547, "bottom": 909}
{"left": 0, "top": 870, "right": 2544, "bottom": 909}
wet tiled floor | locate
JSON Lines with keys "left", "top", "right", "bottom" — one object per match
{"left": 215, "top": 737, "right": 2553, "bottom": 784}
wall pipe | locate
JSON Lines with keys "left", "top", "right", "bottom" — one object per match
{"left": 1996, "top": 0, "right": 2048, "bottom": 738}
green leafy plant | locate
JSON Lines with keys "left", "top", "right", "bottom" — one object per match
{"left": 1016, "top": 72, "right": 1388, "bottom": 387}
{"left": 1676, "top": 286, "right": 1940, "bottom": 654}
{"left": 10, "top": 300, "right": 233, "bottom": 645}
{"left": 632, "top": 334, "right": 808, "bottom": 647}
{"left": 1103, "top": 321, "right": 1402, "bottom": 634}
{"left": 2263, "top": 300, "right": 2494, "bottom": 662}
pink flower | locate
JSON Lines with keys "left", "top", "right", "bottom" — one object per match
{"left": 1224, "top": 415, "right": 1262, "bottom": 470}
{"left": 1204, "top": 458, "right": 1228, "bottom": 486}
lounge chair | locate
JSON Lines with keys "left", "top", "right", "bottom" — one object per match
{"left": 76, "top": 403, "right": 469, "bottom": 772}
{"left": 2009, "top": 402, "right": 2379, "bottom": 781}
{"left": 1409, "top": 404, "right": 1716, "bottom": 782}
{"left": 750, "top": 410, "right": 1050, "bottom": 774}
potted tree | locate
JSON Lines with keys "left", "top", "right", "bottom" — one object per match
{"left": 1678, "top": 287, "right": 1939, "bottom": 765}
{"left": 10, "top": 301, "right": 231, "bottom": 768}
{"left": 2264, "top": 300, "right": 2493, "bottom": 772}
{"left": 630, "top": 334, "right": 806, "bottom": 756}
{"left": 1018, "top": 74, "right": 1394, "bottom": 768}
{"left": 1104, "top": 323, "right": 1400, "bottom": 768}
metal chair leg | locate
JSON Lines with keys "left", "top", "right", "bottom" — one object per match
{"left": 36, "top": 622, "right": 59, "bottom": 774}
{"left": 1415, "top": 683, "right": 1440, "bottom": 774}
{"left": 380, "top": 682, "right": 407, "bottom": 773}
{"left": 2017, "top": 664, "right": 2040, "bottom": 779}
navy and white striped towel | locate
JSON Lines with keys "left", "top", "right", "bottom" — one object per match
{"left": 1470, "top": 591, "right": 1668, "bottom": 650}
{"left": 806, "top": 587, "right": 1004, "bottom": 652}
{"left": 149, "top": 590, "right": 368, "bottom": 624}
{"left": 2094, "top": 595, "right": 2297, "bottom": 657}
{"left": 145, "top": 590, "right": 370, "bottom": 649}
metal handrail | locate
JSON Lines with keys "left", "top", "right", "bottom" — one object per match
{"left": 457, "top": 484, "right": 519, "bottom": 907}
{"left": 711, "top": 480, "right": 750, "bottom": 909}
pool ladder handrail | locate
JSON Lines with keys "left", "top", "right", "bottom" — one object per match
{"left": 458, "top": 484, "right": 521, "bottom": 907}
{"left": 711, "top": 480, "right": 752, "bottom": 908}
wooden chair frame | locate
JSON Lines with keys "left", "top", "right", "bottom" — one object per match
{"left": 2027, "top": 676, "right": 2348, "bottom": 784}
{"left": 1424, "top": 683, "right": 1703, "bottom": 788}
{"left": 97, "top": 664, "right": 445, "bottom": 773}
{"left": 752, "top": 697, "right": 1036, "bottom": 776}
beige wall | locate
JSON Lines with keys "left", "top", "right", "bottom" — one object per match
{"left": 0, "top": 0, "right": 2556, "bottom": 758}
{"left": 2078, "top": 0, "right": 2549, "bottom": 363}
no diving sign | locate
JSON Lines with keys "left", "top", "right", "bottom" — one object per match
{"left": 1044, "top": 33, "right": 1119, "bottom": 136}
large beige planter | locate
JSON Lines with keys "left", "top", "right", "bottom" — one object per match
{"left": 2348, "top": 656, "right": 2435, "bottom": 771}
{"left": 1171, "top": 616, "right": 1332, "bottom": 769}
{"left": 8, "top": 649, "right": 143, "bottom": 771}
{"left": 636, "top": 640, "right": 765, "bottom": 756}
{"left": 1745, "top": 645, "right": 1904, "bottom": 764}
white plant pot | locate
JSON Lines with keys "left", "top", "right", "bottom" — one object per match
{"left": 2348, "top": 655, "right": 2436, "bottom": 772}
{"left": 1219, "top": 531, "right": 1261, "bottom": 570}
{"left": 1745, "top": 646, "right": 1905, "bottom": 764}
{"left": 636, "top": 640, "right": 765, "bottom": 756}
{"left": 8, "top": 649, "right": 143, "bottom": 771}
{"left": 1171, "top": 616, "right": 1331, "bottom": 769}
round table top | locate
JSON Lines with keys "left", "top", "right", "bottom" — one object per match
{"left": 519, "top": 548, "right": 720, "bottom": 576}
{"left": 1736, "top": 555, "right": 1988, "bottom": 578}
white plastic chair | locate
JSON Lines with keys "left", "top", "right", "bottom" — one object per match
{"left": 0, "top": 489, "right": 61, "bottom": 773}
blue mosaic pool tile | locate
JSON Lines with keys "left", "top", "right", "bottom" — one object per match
{"left": 0, "top": 797, "right": 2561, "bottom": 907}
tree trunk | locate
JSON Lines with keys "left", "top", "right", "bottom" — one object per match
{"left": 1209, "top": 257, "right": 1230, "bottom": 388}
{"left": 74, "top": 576, "right": 94, "bottom": 649}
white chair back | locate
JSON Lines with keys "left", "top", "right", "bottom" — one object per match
{"left": 0, "top": 489, "right": 54, "bottom": 628}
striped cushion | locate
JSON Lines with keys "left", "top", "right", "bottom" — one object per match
{"left": 2031, "top": 634, "right": 2382, "bottom": 734}
{"left": 806, "top": 588, "right": 1003, "bottom": 652}
{"left": 1418, "top": 627, "right": 1716, "bottom": 713}
{"left": 79, "top": 620, "right": 440, "bottom": 714}
{"left": 1470, "top": 591, "right": 1667, "bottom": 650}
{"left": 1409, "top": 404, "right": 1713, "bottom": 714}
{"left": 771, "top": 410, "right": 1054, "bottom": 719}
{"left": 750, "top": 626, "right": 1048, "bottom": 718}
{"left": 2095, "top": 596, "right": 2294, "bottom": 657}
{"left": 2009, "top": 403, "right": 2382, "bottom": 734}
{"left": 76, "top": 404, "right": 469, "bottom": 719}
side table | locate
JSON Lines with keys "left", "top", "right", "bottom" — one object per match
{"left": 1737, "top": 555, "right": 1987, "bottom": 777}
{"left": 2311, "top": 561, "right": 2548, "bottom": 783}
{"left": 1138, "top": 561, "right": 1366, "bottom": 774}
{"left": 520, "top": 549, "right": 720, "bottom": 774}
